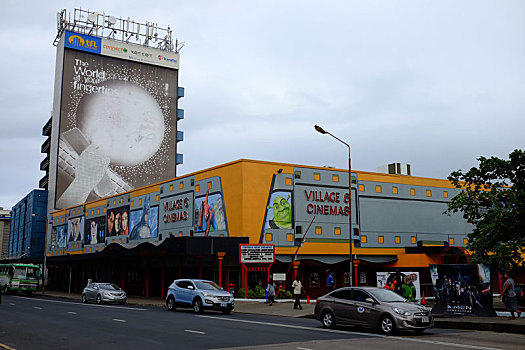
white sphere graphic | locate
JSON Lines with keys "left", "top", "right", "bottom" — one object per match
{"left": 76, "top": 80, "right": 165, "bottom": 166}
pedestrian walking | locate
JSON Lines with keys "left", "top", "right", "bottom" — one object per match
{"left": 327, "top": 270, "right": 335, "bottom": 293}
{"left": 266, "top": 278, "right": 276, "bottom": 306}
{"left": 292, "top": 276, "right": 304, "bottom": 310}
{"left": 500, "top": 272, "right": 522, "bottom": 319}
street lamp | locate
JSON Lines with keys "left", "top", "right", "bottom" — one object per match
{"left": 314, "top": 125, "right": 353, "bottom": 287}
{"left": 32, "top": 213, "right": 48, "bottom": 294}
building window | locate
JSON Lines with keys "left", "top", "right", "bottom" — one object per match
{"left": 332, "top": 174, "right": 339, "bottom": 182}
{"left": 395, "top": 236, "right": 401, "bottom": 244}
{"left": 113, "top": 200, "right": 117, "bottom": 205}
{"left": 449, "top": 238, "right": 455, "bottom": 245}
{"left": 463, "top": 238, "right": 468, "bottom": 245}
{"left": 179, "top": 232, "right": 183, "bottom": 237}
{"left": 179, "top": 182, "right": 184, "bottom": 189}
{"left": 361, "top": 235, "right": 367, "bottom": 243}
{"left": 411, "top": 236, "right": 416, "bottom": 244}
{"left": 286, "top": 178, "right": 293, "bottom": 186}
{"left": 91, "top": 210, "right": 94, "bottom": 215}
{"left": 443, "top": 191, "right": 449, "bottom": 198}
{"left": 120, "top": 199, "right": 123, "bottom": 204}
{"left": 265, "top": 233, "right": 273, "bottom": 242}
{"left": 334, "top": 227, "right": 341, "bottom": 235}
{"left": 359, "top": 184, "right": 365, "bottom": 192}
{"left": 169, "top": 185, "right": 173, "bottom": 192}
{"left": 314, "top": 173, "right": 320, "bottom": 181}
{"left": 130, "top": 201, "right": 134, "bottom": 208}
{"left": 376, "top": 185, "right": 382, "bottom": 193}
{"left": 410, "top": 188, "right": 415, "bottom": 196}
{"left": 286, "top": 233, "right": 293, "bottom": 242}
{"left": 378, "top": 236, "right": 384, "bottom": 244}
{"left": 315, "top": 226, "right": 322, "bottom": 235}
{"left": 139, "top": 199, "right": 142, "bottom": 205}
{"left": 392, "top": 186, "right": 398, "bottom": 194}
{"left": 156, "top": 195, "right": 159, "bottom": 202}
{"left": 207, "top": 182, "right": 212, "bottom": 189}
{"left": 426, "top": 190, "right": 432, "bottom": 197}
{"left": 196, "top": 185, "right": 200, "bottom": 193}
{"left": 97, "top": 209, "right": 100, "bottom": 214}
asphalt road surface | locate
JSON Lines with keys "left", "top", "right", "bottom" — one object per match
{"left": 0, "top": 295, "right": 524, "bottom": 350}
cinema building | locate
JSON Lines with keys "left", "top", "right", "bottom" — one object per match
{"left": 47, "top": 159, "right": 472, "bottom": 299}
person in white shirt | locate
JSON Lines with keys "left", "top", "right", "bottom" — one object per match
{"left": 292, "top": 276, "right": 304, "bottom": 310}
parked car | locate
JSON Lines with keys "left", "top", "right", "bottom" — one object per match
{"left": 82, "top": 283, "right": 127, "bottom": 305}
{"left": 165, "top": 279, "right": 234, "bottom": 314}
{"left": 314, "top": 286, "right": 433, "bottom": 334}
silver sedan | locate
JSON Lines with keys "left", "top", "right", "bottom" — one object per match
{"left": 314, "top": 286, "right": 433, "bottom": 334}
{"left": 82, "top": 283, "right": 127, "bottom": 305}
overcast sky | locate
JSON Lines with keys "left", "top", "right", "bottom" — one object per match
{"left": 1, "top": 0, "right": 524, "bottom": 209}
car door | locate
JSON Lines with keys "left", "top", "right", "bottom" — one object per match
{"left": 330, "top": 289, "right": 357, "bottom": 325}
{"left": 86, "top": 284, "right": 98, "bottom": 301}
{"left": 351, "top": 289, "right": 382, "bottom": 327}
{"left": 175, "top": 280, "right": 190, "bottom": 305}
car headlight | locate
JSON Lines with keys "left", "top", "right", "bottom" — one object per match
{"left": 393, "top": 307, "right": 411, "bottom": 316}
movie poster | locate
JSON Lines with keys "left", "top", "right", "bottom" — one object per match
{"left": 106, "top": 206, "right": 130, "bottom": 237}
{"left": 84, "top": 216, "right": 106, "bottom": 245}
{"left": 52, "top": 225, "right": 68, "bottom": 248}
{"left": 429, "top": 264, "right": 495, "bottom": 316}
{"left": 264, "top": 192, "right": 293, "bottom": 230}
{"left": 130, "top": 198, "right": 159, "bottom": 240}
{"left": 55, "top": 48, "right": 178, "bottom": 209}
{"left": 194, "top": 191, "right": 227, "bottom": 236}
{"left": 67, "top": 216, "right": 85, "bottom": 243}
{"left": 376, "top": 271, "right": 421, "bottom": 302}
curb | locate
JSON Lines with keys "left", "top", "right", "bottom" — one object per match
{"left": 433, "top": 319, "right": 525, "bottom": 335}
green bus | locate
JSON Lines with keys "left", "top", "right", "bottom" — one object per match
{"left": 0, "top": 263, "right": 40, "bottom": 295}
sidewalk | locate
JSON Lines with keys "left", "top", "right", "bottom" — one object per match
{"left": 35, "top": 291, "right": 525, "bottom": 334}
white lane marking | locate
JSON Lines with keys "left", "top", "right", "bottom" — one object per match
{"left": 9, "top": 303, "right": 15, "bottom": 306}
{"left": 297, "top": 347, "right": 313, "bottom": 350}
{"left": 197, "top": 315, "right": 502, "bottom": 350}
{"left": 33, "top": 306, "right": 42, "bottom": 310}
{"left": 12, "top": 296, "right": 146, "bottom": 311}
{"left": 185, "top": 329, "right": 206, "bottom": 335}
{"left": 113, "top": 319, "right": 126, "bottom": 323}
{"left": 67, "top": 311, "right": 77, "bottom": 314}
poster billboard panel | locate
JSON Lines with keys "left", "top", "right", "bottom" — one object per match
{"left": 429, "top": 264, "right": 495, "bottom": 316}
{"left": 376, "top": 271, "right": 421, "bottom": 302}
{"left": 55, "top": 41, "right": 178, "bottom": 209}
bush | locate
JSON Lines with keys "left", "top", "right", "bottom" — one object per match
{"left": 236, "top": 286, "right": 267, "bottom": 299}
{"left": 276, "top": 288, "right": 292, "bottom": 299}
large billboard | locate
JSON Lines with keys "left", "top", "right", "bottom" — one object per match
{"left": 55, "top": 33, "right": 179, "bottom": 209}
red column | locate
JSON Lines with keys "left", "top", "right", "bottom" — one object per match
{"left": 354, "top": 264, "right": 359, "bottom": 286}
{"left": 217, "top": 252, "right": 226, "bottom": 287}
{"left": 293, "top": 261, "right": 300, "bottom": 280}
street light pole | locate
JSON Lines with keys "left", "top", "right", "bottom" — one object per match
{"left": 314, "top": 125, "right": 353, "bottom": 287}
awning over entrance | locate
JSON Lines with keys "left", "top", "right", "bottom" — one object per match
{"left": 356, "top": 255, "right": 398, "bottom": 264}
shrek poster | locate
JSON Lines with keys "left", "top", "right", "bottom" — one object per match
{"left": 264, "top": 192, "right": 292, "bottom": 230}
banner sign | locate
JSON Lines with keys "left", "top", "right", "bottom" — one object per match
{"left": 429, "top": 264, "right": 495, "bottom": 316}
{"left": 239, "top": 244, "right": 275, "bottom": 264}
{"left": 64, "top": 31, "right": 179, "bottom": 69}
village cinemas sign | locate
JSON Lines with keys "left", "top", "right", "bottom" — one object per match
{"left": 304, "top": 190, "right": 350, "bottom": 216}
{"left": 162, "top": 197, "right": 190, "bottom": 223}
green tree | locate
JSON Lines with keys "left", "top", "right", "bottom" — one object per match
{"left": 446, "top": 149, "right": 525, "bottom": 272}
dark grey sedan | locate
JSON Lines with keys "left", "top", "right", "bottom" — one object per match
{"left": 314, "top": 287, "right": 433, "bottom": 334}
{"left": 82, "top": 283, "right": 127, "bottom": 305}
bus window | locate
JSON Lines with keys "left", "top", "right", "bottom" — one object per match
{"left": 14, "top": 267, "right": 26, "bottom": 279}
{"left": 27, "top": 268, "right": 37, "bottom": 278}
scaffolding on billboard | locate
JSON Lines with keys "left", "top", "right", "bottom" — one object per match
{"left": 54, "top": 8, "right": 184, "bottom": 53}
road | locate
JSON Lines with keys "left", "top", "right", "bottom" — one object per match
{"left": 0, "top": 294, "right": 523, "bottom": 350}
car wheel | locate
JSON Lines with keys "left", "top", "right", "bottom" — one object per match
{"left": 321, "top": 311, "right": 335, "bottom": 328}
{"left": 96, "top": 294, "right": 102, "bottom": 304}
{"left": 166, "top": 296, "right": 176, "bottom": 311}
{"left": 193, "top": 298, "right": 203, "bottom": 314}
{"left": 379, "top": 315, "right": 396, "bottom": 335}
{"left": 81, "top": 294, "right": 88, "bottom": 304}
{"left": 222, "top": 308, "right": 232, "bottom": 315}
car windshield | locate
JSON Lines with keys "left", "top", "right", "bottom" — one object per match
{"left": 368, "top": 288, "right": 407, "bottom": 302}
{"left": 99, "top": 283, "right": 120, "bottom": 290}
{"left": 194, "top": 281, "right": 221, "bottom": 291}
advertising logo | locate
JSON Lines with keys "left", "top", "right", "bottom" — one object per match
{"left": 64, "top": 31, "right": 101, "bottom": 54}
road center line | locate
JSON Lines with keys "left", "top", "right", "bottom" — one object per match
{"left": 113, "top": 319, "right": 126, "bottom": 323}
{"left": 297, "top": 347, "right": 313, "bottom": 350}
{"left": 12, "top": 296, "right": 146, "bottom": 311}
{"left": 197, "top": 315, "right": 502, "bottom": 350}
{"left": 67, "top": 311, "right": 77, "bottom": 314}
{"left": 33, "top": 306, "right": 42, "bottom": 310}
{"left": 185, "top": 329, "right": 206, "bottom": 335}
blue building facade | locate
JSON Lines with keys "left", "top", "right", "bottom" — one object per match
{"left": 9, "top": 190, "right": 48, "bottom": 259}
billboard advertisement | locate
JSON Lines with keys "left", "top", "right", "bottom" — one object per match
{"left": 130, "top": 198, "right": 159, "bottom": 240}
{"left": 55, "top": 42, "right": 179, "bottom": 209}
{"left": 84, "top": 216, "right": 106, "bottom": 245}
{"left": 264, "top": 191, "right": 293, "bottom": 230}
{"left": 51, "top": 225, "right": 68, "bottom": 248}
{"left": 376, "top": 271, "right": 421, "bottom": 302}
{"left": 106, "top": 206, "right": 130, "bottom": 237}
{"left": 194, "top": 190, "right": 227, "bottom": 236}
{"left": 429, "top": 264, "right": 495, "bottom": 316}
{"left": 67, "top": 217, "right": 85, "bottom": 243}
